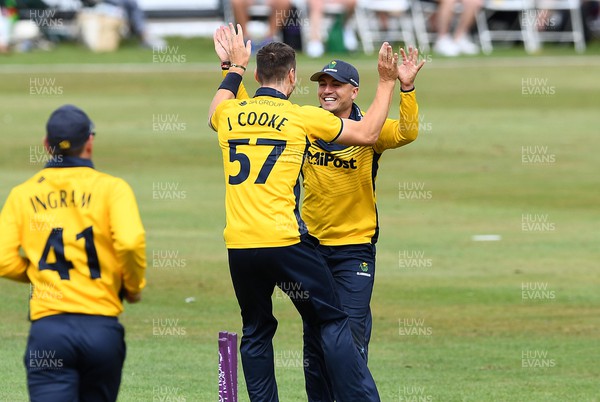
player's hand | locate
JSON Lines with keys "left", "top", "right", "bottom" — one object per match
{"left": 397, "top": 46, "right": 425, "bottom": 91}
{"left": 214, "top": 25, "right": 230, "bottom": 62}
{"left": 124, "top": 291, "right": 142, "bottom": 304}
{"left": 377, "top": 42, "right": 399, "bottom": 83}
{"left": 225, "top": 23, "right": 251, "bottom": 73}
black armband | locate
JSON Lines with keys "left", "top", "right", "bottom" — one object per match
{"left": 218, "top": 72, "right": 243, "bottom": 96}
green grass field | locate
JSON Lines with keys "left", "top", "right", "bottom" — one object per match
{"left": 1, "top": 38, "right": 599, "bottom": 401}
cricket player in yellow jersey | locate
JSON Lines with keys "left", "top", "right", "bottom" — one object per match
{"left": 209, "top": 24, "right": 400, "bottom": 401}
{"left": 0, "top": 105, "right": 146, "bottom": 402}
{"left": 301, "top": 54, "right": 425, "bottom": 401}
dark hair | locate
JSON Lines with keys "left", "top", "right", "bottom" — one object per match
{"left": 256, "top": 42, "right": 296, "bottom": 84}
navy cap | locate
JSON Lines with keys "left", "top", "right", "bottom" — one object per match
{"left": 46, "top": 105, "right": 94, "bottom": 152}
{"left": 310, "top": 60, "right": 359, "bottom": 87}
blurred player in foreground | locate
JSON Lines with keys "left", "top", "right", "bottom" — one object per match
{"left": 209, "top": 23, "right": 399, "bottom": 401}
{"left": 301, "top": 54, "right": 424, "bottom": 401}
{"left": 0, "top": 104, "right": 146, "bottom": 402}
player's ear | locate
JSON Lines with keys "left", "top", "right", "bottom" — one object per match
{"left": 43, "top": 137, "right": 52, "bottom": 154}
{"left": 254, "top": 69, "right": 259, "bottom": 84}
{"left": 351, "top": 87, "right": 359, "bottom": 101}
{"left": 83, "top": 133, "right": 94, "bottom": 156}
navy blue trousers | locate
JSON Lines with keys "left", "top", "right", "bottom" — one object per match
{"left": 228, "top": 235, "right": 380, "bottom": 402}
{"left": 25, "top": 314, "right": 126, "bottom": 402}
{"left": 303, "top": 243, "right": 377, "bottom": 402}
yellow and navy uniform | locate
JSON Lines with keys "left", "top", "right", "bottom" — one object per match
{"left": 302, "top": 91, "right": 419, "bottom": 245}
{"left": 210, "top": 87, "right": 343, "bottom": 248}
{"left": 0, "top": 157, "right": 146, "bottom": 321}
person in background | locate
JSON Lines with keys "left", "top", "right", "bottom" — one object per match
{"left": 306, "top": 0, "right": 358, "bottom": 58}
{"left": 0, "top": 0, "right": 17, "bottom": 53}
{"left": 97, "top": 0, "right": 166, "bottom": 49}
{"left": 230, "top": 0, "right": 292, "bottom": 50}
{"left": 432, "top": 0, "right": 482, "bottom": 56}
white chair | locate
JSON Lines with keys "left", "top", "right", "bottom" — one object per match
{"left": 475, "top": 0, "right": 540, "bottom": 54}
{"left": 410, "top": 0, "right": 434, "bottom": 52}
{"left": 354, "top": 0, "right": 417, "bottom": 54}
{"left": 534, "top": 0, "right": 586, "bottom": 52}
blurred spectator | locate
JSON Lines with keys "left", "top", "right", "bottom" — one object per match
{"left": 0, "top": 13, "right": 9, "bottom": 53}
{"left": 535, "top": 9, "right": 556, "bottom": 32}
{"left": 306, "top": 0, "right": 358, "bottom": 58}
{"left": 433, "top": 0, "right": 482, "bottom": 56}
{"left": 583, "top": 0, "right": 600, "bottom": 40}
{"left": 87, "top": 0, "right": 166, "bottom": 49}
{"left": 230, "top": 0, "right": 291, "bottom": 49}
{"left": 0, "top": 0, "right": 17, "bottom": 53}
{"left": 537, "top": 0, "right": 598, "bottom": 40}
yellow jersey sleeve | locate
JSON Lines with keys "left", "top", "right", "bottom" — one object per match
{"left": 108, "top": 178, "right": 146, "bottom": 296}
{"left": 373, "top": 90, "right": 419, "bottom": 154}
{"left": 0, "top": 190, "right": 31, "bottom": 283}
{"left": 300, "top": 106, "right": 344, "bottom": 144}
{"left": 210, "top": 71, "right": 251, "bottom": 131}
{"left": 211, "top": 99, "right": 239, "bottom": 133}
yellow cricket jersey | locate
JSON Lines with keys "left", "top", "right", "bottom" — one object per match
{"left": 0, "top": 157, "right": 146, "bottom": 321}
{"left": 302, "top": 90, "right": 419, "bottom": 246}
{"left": 211, "top": 86, "right": 343, "bottom": 248}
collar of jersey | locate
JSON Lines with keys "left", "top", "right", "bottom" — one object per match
{"left": 45, "top": 156, "right": 95, "bottom": 169}
{"left": 349, "top": 103, "right": 363, "bottom": 121}
{"left": 254, "top": 87, "right": 288, "bottom": 100}
{"left": 314, "top": 103, "right": 363, "bottom": 152}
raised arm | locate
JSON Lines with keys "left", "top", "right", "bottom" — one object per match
{"left": 208, "top": 23, "right": 251, "bottom": 130}
{"left": 374, "top": 46, "right": 426, "bottom": 152}
{"left": 334, "top": 43, "right": 398, "bottom": 146}
{"left": 397, "top": 46, "right": 425, "bottom": 143}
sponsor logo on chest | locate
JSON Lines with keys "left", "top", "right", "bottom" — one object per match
{"left": 306, "top": 150, "right": 357, "bottom": 169}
